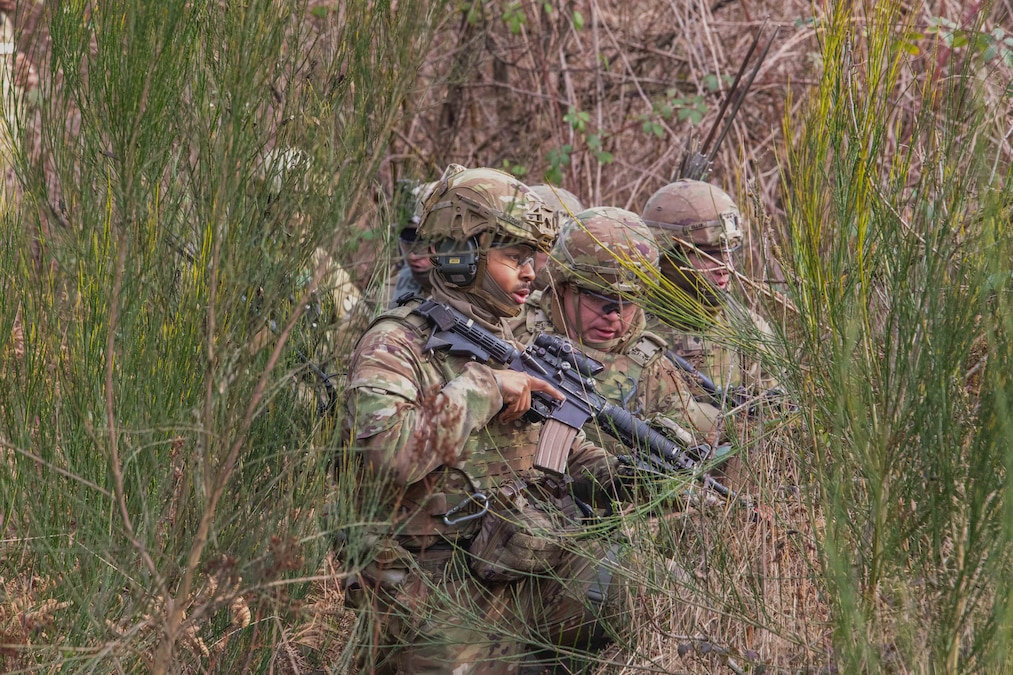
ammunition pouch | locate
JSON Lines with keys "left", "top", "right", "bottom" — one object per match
{"left": 469, "top": 480, "right": 581, "bottom": 583}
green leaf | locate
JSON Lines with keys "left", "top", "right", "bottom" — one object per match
{"left": 503, "top": 2, "right": 526, "bottom": 35}
{"left": 309, "top": 6, "right": 329, "bottom": 18}
{"left": 546, "top": 144, "right": 572, "bottom": 172}
{"left": 572, "top": 10, "right": 584, "bottom": 30}
{"left": 500, "top": 159, "right": 528, "bottom": 177}
{"left": 563, "top": 109, "right": 590, "bottom": 132}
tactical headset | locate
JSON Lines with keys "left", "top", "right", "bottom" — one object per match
{"left": 432, "top": 237, "right": 480, "bottom": 287}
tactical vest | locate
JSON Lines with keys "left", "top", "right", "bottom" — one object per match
{"left": 648, "top": 302, "right": 774, "bottom": 397}
{"left": 517, "top": 302, "right": 674, "bottom": 452}
{"left": 368, "top": 301, "right": 544, "bottom": 547}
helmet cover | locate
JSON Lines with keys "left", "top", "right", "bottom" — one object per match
{"left": 546, "top": 206, "right": 659, "bottom": 295}
{"left": 641, "top": 179, "right": 743, "bottom": 252}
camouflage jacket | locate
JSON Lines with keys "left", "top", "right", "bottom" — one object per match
{"left": 646, "top": 298, "right": 781, "bottom": 421}
{"left": 511, "top": 291, "right": 720, "bottom": 451}
{"left": 343, "top": 298, "right": 609, "bottom": 549}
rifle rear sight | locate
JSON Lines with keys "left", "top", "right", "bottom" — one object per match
{"left": 532, "top": 333, "right": 603, "bottom": 382}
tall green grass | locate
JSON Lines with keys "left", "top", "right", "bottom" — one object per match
{"left": 781, "top": 1, "right": 1013, "bottom": 671}
{"left": 0, "top": 0, "right": 434, "bottom": 670}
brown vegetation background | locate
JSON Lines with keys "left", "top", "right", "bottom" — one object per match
{"left": 371, "top": 0, "right": 812, "bottom": 288}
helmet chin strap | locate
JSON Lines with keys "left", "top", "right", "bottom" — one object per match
{"left": 473, "top": 254, "right": 525, "bottom": 318}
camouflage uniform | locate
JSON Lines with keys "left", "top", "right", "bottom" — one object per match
{"left": 512, "top": 207, "right": 719, "bottom": 452}
{"left": 342, "top": 167, "right": 633, "bottom": 674}
{"left": 646, "top": 305, "right": 779, "bottom": 416}
{"left": 641, "top": 180, "right": 783, "bottom": 444}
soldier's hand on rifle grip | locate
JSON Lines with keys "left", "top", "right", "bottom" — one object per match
{"left": 493, "top": 370, "right": 564, "bottom": 423}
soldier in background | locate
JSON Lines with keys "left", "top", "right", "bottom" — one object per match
{"left": 341, "top": 166, "right": 639, "bottom": 673}
{"left": 529, "top": 184, "right": 584, "bottom": 218}
{"left": 641, "top": 179, "right": 788, "bottom": 465}
{"left": 512, "top": 206, "right": 721, "bottom": 453}
{"left": 387, "top": 179, "right": 437, "bottom": 306}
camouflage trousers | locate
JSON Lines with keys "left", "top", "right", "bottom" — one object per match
{"left": 345, "top": 539, "right": 632, "bottom": 675}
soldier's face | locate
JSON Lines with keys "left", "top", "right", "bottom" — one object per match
{"left": 486, "top": 244, "right": 537, "bottom": 305}
{"left": 684, "top": 249, "right": 731, "bottom": 290}
{"left": 398, "top": 229, "right": 433, "bottom": 274}
{"left": 561, "top": 285, "right": 638, "bottom": 344}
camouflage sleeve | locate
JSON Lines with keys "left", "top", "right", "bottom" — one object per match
{"left": 565, "top": 429, "right": 611, "bottom": 480}
{"left": 344, "top": 320, "right": 505, "bottom": 486}
{"left": 640, "top": 358, "right": 721, "bottom": 443}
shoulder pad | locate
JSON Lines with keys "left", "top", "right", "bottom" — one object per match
{"left": 371, "top": 297, "right": 430, "bottom": 335}
{"left": 625, "top": 331, "right": 667, "bottom": 367}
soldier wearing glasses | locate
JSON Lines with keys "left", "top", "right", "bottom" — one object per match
{"left": 342, "top": 167, "right": 643, "bottom": 674}
{"left": 512, "top": 206, "right": 721, "bottom": 453}
{"left": 388, "top": 179, "right": 439, "bottom": 306}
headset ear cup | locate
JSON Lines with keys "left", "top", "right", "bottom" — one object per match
{"left": 433, "top": 237, "right": 479, "bottom": 286}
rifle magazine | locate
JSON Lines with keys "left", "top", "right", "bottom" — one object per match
{"left": 533, "top": 419, "right": 578, "bottom": 476}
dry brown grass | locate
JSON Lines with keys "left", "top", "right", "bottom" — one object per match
{"left": 575, "top": 416, "right": 831, "bottom": 674}
{"left": 381, "top": 1, "right": 808, "bottom": 214}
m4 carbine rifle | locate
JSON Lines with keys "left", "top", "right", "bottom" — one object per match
{"left": 411, "top": 299, "right": 733, "bottom": 500}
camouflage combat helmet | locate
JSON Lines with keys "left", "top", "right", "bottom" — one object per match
{"left": 641, "top": 179, "right": 743, "bottom": 252}
{"left": 546, "top": 206, "right": 659, "bottom": 295}
{"left": 411, "top": 180, "right": 440, "bottom": 225}
{"left": 529, "top": 184, "right": 585, "bottom": 217}
{"left": 419, "top": 165, "right": 558, "bottom": 255}
{"left": 395, "top": 179, "right": 439, "bottom": 256}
